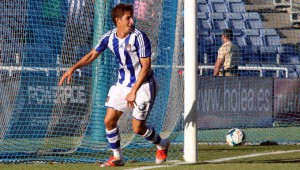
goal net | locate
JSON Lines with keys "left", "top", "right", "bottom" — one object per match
{"left": 197, "top": 0, "right": 300, "bottom": 145}
{"left": 0, "top": 0, "right": 184, "bottom": 163}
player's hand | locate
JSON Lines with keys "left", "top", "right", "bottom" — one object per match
{"left": 58, "top": 69, "right": 74, "bottom": 86}
{"left": 126, "top": 92, "right": 137, "bottom": 108}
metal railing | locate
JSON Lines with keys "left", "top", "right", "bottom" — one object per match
{"left": 0, "top": 54, "right": 289, "bottom": 78}
{"left": 198, "top": 65, "right": 289, "bottom": 77}
{"left": 0, "top": 55, "right": 82, "bottom": 77}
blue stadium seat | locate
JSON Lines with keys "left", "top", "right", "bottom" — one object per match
{"left": 242, "top": 12, "right": 262, "bottom": 21}
{"left": 210, "top": 29, "right": 223, "bottom": 46}
{"left": 24, "top": 44, "right": 56, "bottom": 67}
{"left": 261, "top": 64, "right": 281, "bottom": 77}
{"left": 231, "top": 29, "right": 247, "bottom": 47}
{"left": 264, "top": 35, "right": 281, "bottom": 46}
{"left": 259, "top": 46, "right": 278, "bottom": 64}
{"left": 226, "top": 0, "right": 246, "bottom": 13}
{"left": 198, "top": 45, "right": 209, "bottom": 64}
{"left": 208, "top": 0, "right": 229, "bottom": 13}
{"left": 198, "top": 3, "right": 210, "bottom": 13}
{"left": 295, "top": 64, "right": 300, "bottom": 75}
{"left": 198, "top": 33, "right": 213, "bottom": 64}
{"left": 211, "top": 13, "right": 228, "bottom": 29}
{"left": 206, "top": 44, "right": 219, "bottom": 64}
{"left": 201, "top": 69, "right": 214, "bottom": 76}
{"left": 226, "top": 13, "right": 246, "bottom": 29}
{"left": 279, "top": 65, "right": 299, "bottom": 78}
{"left": 278, "top": 45, "right": 300, "bottom": 64}
{"left": 197, "top": 0, "right": 207, "bottom": 3}
{"left": 233, "top": 36, "right": 247, "bottom": 47}
{"left": 242, "top": 29, "right": 260, "bottom": 37}
{"left": 239, "top": 64, "right": 262, "bottom": 77}
{"left": 197, "top": 12, "right": 212, "bottom": 31}
{"left": 245, "top": 35, "right": 264, "bottom": 47}
{"left": 199, "top": 34, "right": 213, "bottom": 44}
{"left": 260, "top": 29, "right": 281, "bottom": 46}
{"left": 242, "top": 29, "right": 263, "bottom": 46}
{"left": 241, "top": 46, "right": 261, "bottom": 63}
{"left": 243, "top": 12, "right": 264, "bottom": 29}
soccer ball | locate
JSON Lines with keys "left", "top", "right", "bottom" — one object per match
{"left": 226, "top": 128, "right": 245, "bottom": 146}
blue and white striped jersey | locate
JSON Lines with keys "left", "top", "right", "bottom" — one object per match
{"left": 95, "top": 28, "right": 151, "bottom": 87}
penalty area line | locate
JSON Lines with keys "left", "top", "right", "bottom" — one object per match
{"left": 205, "top": 149, "right": 300, "bottom": 163}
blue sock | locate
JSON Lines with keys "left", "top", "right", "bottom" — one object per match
{"left": 143, "top": 125, "right": 167, "bottom": 150}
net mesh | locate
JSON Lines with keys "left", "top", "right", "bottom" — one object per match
{"left": 1, "top": 0, "right": 300, "bottom": 164}
{"left": 197, "top": 0, "right": 300, "bottom": 144}
{"left": 0, "top": 0, "right": 184, "bottom": 163}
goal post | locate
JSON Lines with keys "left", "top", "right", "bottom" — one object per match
{"left": 184, "top": 0, "right": 198, "bottom": 163}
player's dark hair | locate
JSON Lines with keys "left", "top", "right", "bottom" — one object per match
{"left": 111, "top": 4, "right": 134, "bottom": 26}
{"left": 223, "top": 29, "right": 233, "bottom": 40}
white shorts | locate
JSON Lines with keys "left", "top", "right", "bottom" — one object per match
{"left": 105, "top": 77, "right": 158, "bottom": 120}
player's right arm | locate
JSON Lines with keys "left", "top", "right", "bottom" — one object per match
{"left": 59, "top": 30, "right": 110, "bottom": 86}
{"left": 58, "top": 49, "right": 101, "bottom": 86}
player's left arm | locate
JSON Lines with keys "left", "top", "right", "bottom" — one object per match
{"left": 126, "top": 57, "right": 151, "bottom": 108}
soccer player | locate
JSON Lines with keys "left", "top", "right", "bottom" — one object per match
{"left": 58, "top": 3, "right": 170, "bottom": 167}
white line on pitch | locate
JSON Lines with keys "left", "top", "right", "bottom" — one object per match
{"left": 125, "top": 150, "right": 300, "bottom": 169}
{"left": 124, "top": 160, "right": 183, "bottom": 170}
{"left": 205, "top": 149, "right": 300, "bottom": 163}
{"left": 125, "top": 164, "right": 178, "bottom": 170}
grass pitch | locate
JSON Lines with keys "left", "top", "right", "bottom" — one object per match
{"left": 1, "top": 144, "right": 299, "bottom": 170}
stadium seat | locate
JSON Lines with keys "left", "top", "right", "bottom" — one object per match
{"left": 239, "top": 64, "right": 262, "bottom": 77}
{"left": 206, "top": 44, "right": 219, "bottom": 64}
{"left": 245, "top": 35, "right": 264, "bottom": 47}
{"left": 242, "top": 12, "right": 262, "bottom": 21}
{"left": 197, "top": 0, "right": 207, "bottom": 3}
{"left": 198, "top": 46, "right": 209, "bottom": 64}
{"left": 260, "top": 28, "right": 278, "bottom": 35}
{"left": 260, "top": 46, "right": 278, "bottom": 64}
{"left": 241, "top": 46, "right": 262, "bottom": 64}
{"left": 226, "top": 13, "right": 246, "bottom": 29}
{"left": 231, "top": 29, "right": 247, "bottom": 47}
{"left": 198, "top": 3, "right": 210, "bottom": 13}
{"left": 264, "top": 35, "right": 281, "bottom": 46}
{"left": 279, "top": 65, "right": 299, "bottom": 78}
{"left": 242, "top": 29, "right": 264, "bottom": 47}
{"left": 233, "top": 36, "right": 247, "bottom": 47}
{"left": 208, "top": 0, "right": 229, "bottom": 13}
{"left": 197, "top": 12, "right": 212, "bottom": 31}
{"left": 211, "top": 13, "right": 228, "bottom": 30}
{"left": 242, "top": 28, "right": 260, "bottom": 36}
{"left": 260, "top": 29, "right": 281, "bottom": 46}
{"left": 210, "top": 29, "right": 223, "bottom": 46}
{"left": 243, "top": 12, "right": 264, "bottom": 29}
{"left": 261, "top": 64, "right": 281, "bottom": 77}
{"left": 295, "top": 64, "right": 300, "bottom": 75}
{"left": 199, "top": 33, "right": 213, "bottom": 44}
{"left": 226, "top": 0, "right": 246, "bottom": 13}
{"left": 198, "top": 34, "right": 213, "bottom": 64}
{"left": 278, "top": 45, "right": 300, "bottom": 64}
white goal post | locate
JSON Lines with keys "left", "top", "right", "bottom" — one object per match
{"left": 184, "top": 0, "right": 198, "bottom": 163}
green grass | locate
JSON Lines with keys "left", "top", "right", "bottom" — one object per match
{"left": 1, "top": 145, "right": 300, "bottom": 170}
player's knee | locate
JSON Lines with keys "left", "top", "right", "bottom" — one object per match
{"left": 104, "top": 119, "right": 116, "bottom": 130}
{"left": 132, "top": 125, "right": 146, "bottom": 135}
